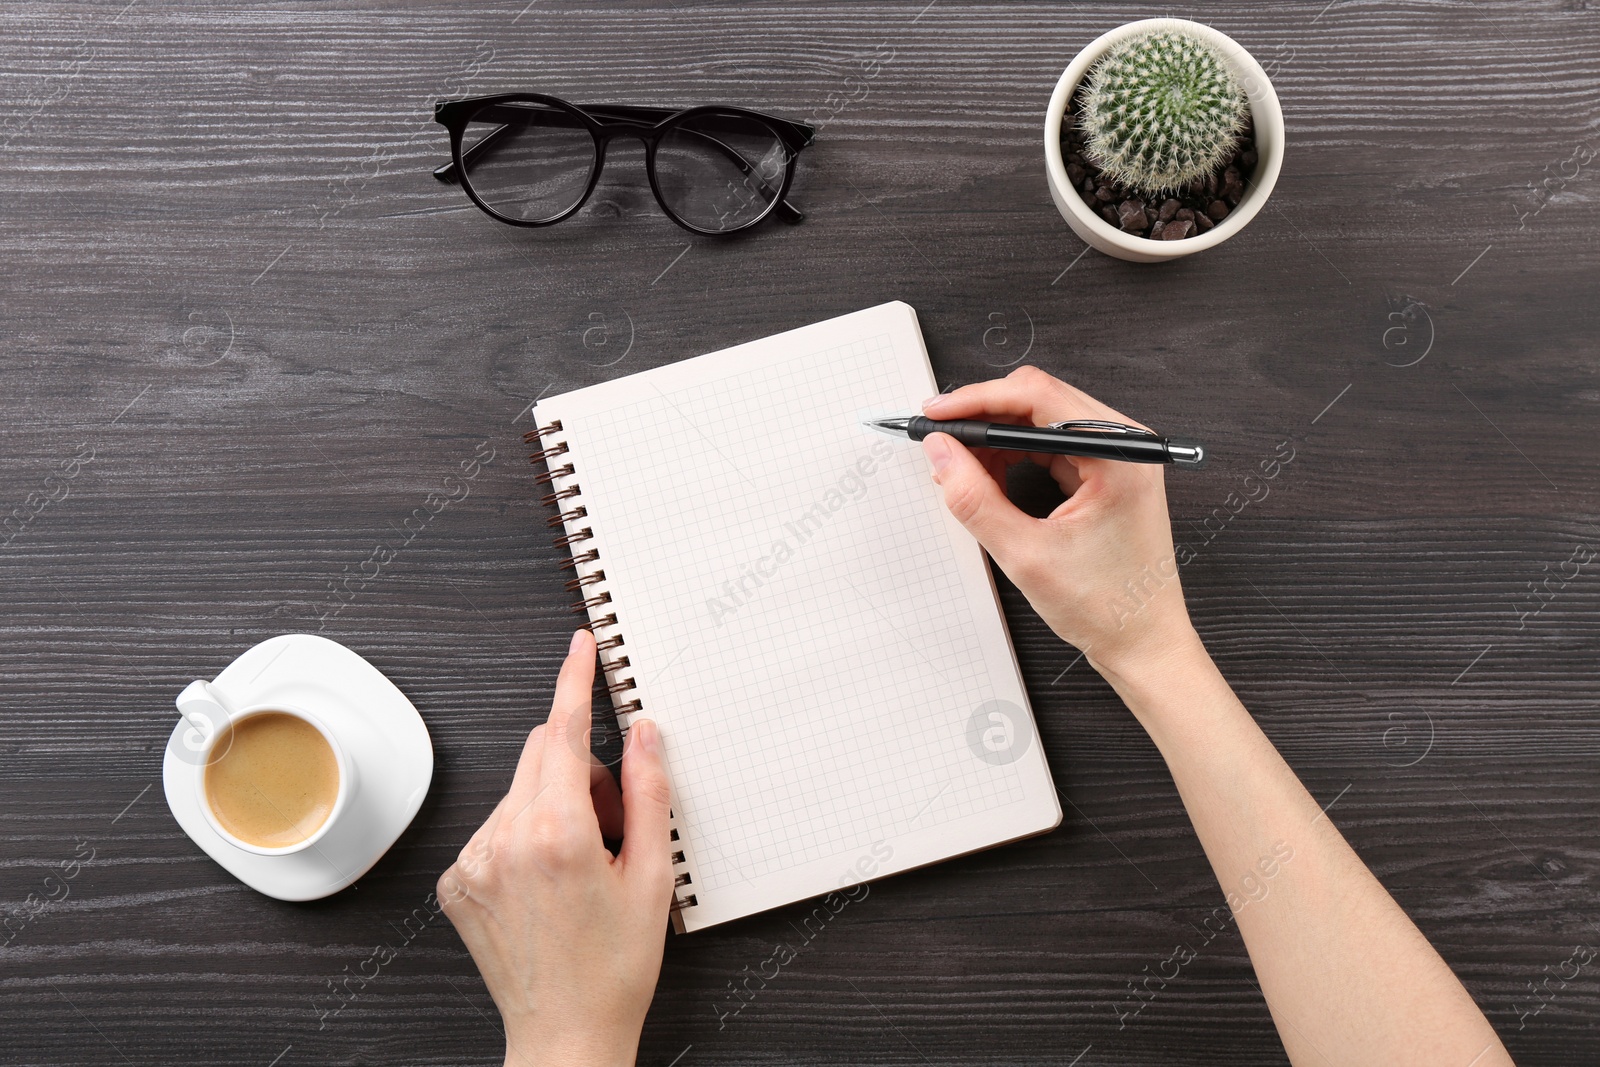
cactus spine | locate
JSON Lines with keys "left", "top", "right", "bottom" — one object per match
{"left": 1078, "top": 27, "right": 1248, "bottom": 196}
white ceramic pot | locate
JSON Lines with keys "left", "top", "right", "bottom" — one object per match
{"left": 1044, "top": 18, "right": 1285, "bottom": 263}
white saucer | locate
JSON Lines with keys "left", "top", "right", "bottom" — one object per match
{"left": 163, "top": 634, "right": 433, "bottom": 901}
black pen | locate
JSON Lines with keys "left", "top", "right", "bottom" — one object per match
{"left": 867, "top": 416, "right": 1206, "bottom": 469}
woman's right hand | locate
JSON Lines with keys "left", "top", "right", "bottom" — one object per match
{"left": 927, "top": 369, "right": 1518, "bottom": 1067}
{"left": 919, "top": 366, "right": 1201, "bottom": 683}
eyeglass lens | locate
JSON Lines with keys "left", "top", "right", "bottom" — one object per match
{"left": 461, "top": 101, "right": 597, "bottom": 223}
{"left": 652, "top": 113, "right": 791, "bottom": 232}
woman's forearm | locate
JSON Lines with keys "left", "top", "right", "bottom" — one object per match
{"left": 1098, "top": 631, "right": 1513, "bottom": 1067}
{"left": 917, "top": 370, "right": 1515, "bottom": 1064}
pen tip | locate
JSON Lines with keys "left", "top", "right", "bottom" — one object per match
{"left": 862, "top": 416, "right": 913, "bottom": 437}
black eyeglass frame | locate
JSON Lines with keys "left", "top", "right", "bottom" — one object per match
{"left": 433, "top": 94, "right": 814, "bottom": 236}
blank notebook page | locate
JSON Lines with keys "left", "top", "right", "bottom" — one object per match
{"left": 534, "top": 302, "right": 1059, "bottom": 931}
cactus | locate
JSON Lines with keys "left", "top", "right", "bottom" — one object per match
{"left": 1078, "top": 27, "right": 1248, "bottom": 196}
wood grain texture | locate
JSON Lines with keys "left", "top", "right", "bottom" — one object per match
{"left": 2, "top": 0, "right": 1597, "bottom": 1064}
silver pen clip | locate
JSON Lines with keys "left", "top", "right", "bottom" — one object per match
{"left": 1048, "top": 419, "right": 1159, "bottom": 438}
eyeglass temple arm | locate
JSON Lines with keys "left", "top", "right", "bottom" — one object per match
{"left": 433, "top": 109, "right": 809, "bottom": 224}
{"left": 432, "top": 124, "right": 509, "bottom": 184}
{"left": 579, "top": 103, "right": 815, "bottom": 146}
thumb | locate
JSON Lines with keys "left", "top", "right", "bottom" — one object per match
{"left": 619, "top": 718, "right": 675, "bottom": 904}
{"left": 922, "top": 432, "right": 1037, "bottom": 568}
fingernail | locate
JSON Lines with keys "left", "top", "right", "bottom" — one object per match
{"left": 569, "top": 628, "right": 586, "bottom": 654}
{"left": 637, "top": 718, "right": 660, "bottom": 753}
{"left": 921, "top": 394, "right": 946, "bottom": 412}
{"left": 922, "top": 434, "right": 952, "bottom": 477}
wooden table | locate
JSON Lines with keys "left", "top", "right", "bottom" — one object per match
{"left": 3, "top": 2, "right": 1595, "bottom": 1063}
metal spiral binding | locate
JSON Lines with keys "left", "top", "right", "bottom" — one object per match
{"left": 528, "top": 442, "right": 570, "bottom": 463}
{"left": 531, "top": 416, "right": 698, "bottom": 917}
{"left": 541, "top": 485, "right": 581, "bottom": 504}
{"left": 552, "top": 527, "right": 593, "bottom": 548}
{"left": 535, "top": 463, "right": 574, "bottom": 487}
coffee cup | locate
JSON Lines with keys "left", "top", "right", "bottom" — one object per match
{"left": 175, "top": 680, "right": 358, "bottom": 856}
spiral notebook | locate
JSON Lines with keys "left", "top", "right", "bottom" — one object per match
{"left": 530, "top": 302, "right": 1060, "bottom": 932}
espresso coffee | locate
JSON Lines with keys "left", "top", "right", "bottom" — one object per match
{"left": 204, "top": 711, "right": 340, "bottom": 848}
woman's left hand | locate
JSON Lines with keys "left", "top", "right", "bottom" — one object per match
{"left": 438, "top": 628, "right": 676, "bottom": 1067}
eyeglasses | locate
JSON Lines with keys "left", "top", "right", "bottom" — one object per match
{"left": 432, "top": 94, "right": 814, "bottom": 236}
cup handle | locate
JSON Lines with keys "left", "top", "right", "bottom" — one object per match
{"left": 174, "top": 680, "right": 233, "bottom": 762}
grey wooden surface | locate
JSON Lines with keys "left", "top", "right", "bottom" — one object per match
{"left": 2, "top": 1, "right": 1597, "bottom": 1064}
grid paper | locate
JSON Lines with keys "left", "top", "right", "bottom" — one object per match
{"left": 560, "top": 328, "right": 1027, "bottom": 895}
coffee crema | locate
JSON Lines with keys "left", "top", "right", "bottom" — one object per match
{"left": 204, "top": 711, "right": 340, "bottom": 848}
